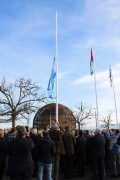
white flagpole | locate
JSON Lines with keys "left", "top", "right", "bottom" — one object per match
{"left": 56, "top": 12, "right": 58, "bottom": 122}
{"left": 111, "top": 71, "right": 118, "bottom": 128}
{"left": 91, "top": 49, "right": 99, "bottom": 128}
{"left": 93, "top": 69, "right": 99, "bottom": 128}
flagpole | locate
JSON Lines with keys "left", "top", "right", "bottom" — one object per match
{"left": 56, "top": 11, "right": 58, "bottom": 122}
{"left": 111, "top": 73, "right": 118, "bottom": 128}
{"left": 90, "top": 49, "right": 99, "bottom": 128}
{"left": 93, "top": 69, "right": 99, "bottom": 128}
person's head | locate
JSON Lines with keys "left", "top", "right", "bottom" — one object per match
{"left": 0, "top": 129, "right": 4, "bottom": 138}
{"left": 95, "top": 129, "right": 101, "bottom": 135}
{"left": 110, "top": 129, "right": 115, "bottom": 134}
{"left": 51, "top": 120, "right": 56, "bottom": 127}
{"left": 37, "top": 129, "right": 43, "bottom": 137}
{"left": 79, "top": 130, "right": 83, "bottom": 137}
{"left": 32, "top": 128, "right": 37, "bottom": 135}
{"left": 11, "top": 127, "right": 16, "bottom": 133}
{"left": 86, "top": 130, "right": 89, "bottom": 135}
{"left": 4, "top": 129, "right": 8, "bottom": 135}
{"left": 115, "top": 129, "right": 119, "bottom": 135}
{"left": 53, "top": 124, "right": 59, "bottom": 131}
{"left": 75, "top": 129, "right": 79, "bottom": 136}
{"left": 17, "top": 126, "right": 26, "bottom": 137}
{"left": 43, "top": 127, "right": 49, "bottom": 137}
{"left": 65, "top": 125, "right": 71, "bottom": 132}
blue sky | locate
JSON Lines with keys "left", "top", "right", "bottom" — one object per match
{"left": 0, "top": 0, "right": 120, "bottom": 128}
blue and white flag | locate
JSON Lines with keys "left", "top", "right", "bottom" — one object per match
{"left": 47, "top": 58, "right": 56, "bottom": 99}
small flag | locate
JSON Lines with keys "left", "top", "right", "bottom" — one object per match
{"left": 47, "top": 58, "right": 56, "bottom": 100}
{"left": 109, "top": 66, "right": 113, "bottom": 87}
{"left": 90, "top": 49, "right": 94, "bottom": 75}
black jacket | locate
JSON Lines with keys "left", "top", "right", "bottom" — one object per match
{"left": 91, "top": 134, "right": 105, "bottom": 158}
{"left": 76, "top": 136, "right": 86, "bottom": 156}
{"left": 0, "top": 137, "right": 8, "bottom": 163}
{"left": 36, "top": 136, "right": 56, "bottom": 164}
{"left": 9, "top": 137, "right": 34, "bottom": 173}
{"left": 49, "top": 129, "right": 65, "bottom": 155}
{"left": 117, "top": 136, "right": 120, "bottom": 146}
{"left": 30, "top": 134, "right": 39, "bottom": 160}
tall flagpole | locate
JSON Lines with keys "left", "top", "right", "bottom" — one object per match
{"left": 112, "top": 80, "right": 118, "bottom": 128}
{"left": 93, "top": 69, "right": 99, "bottom": 128}
{"left": 109, "top": 67, "right": 118, "bottom": 128}
{"left": 90, "top": 49, "right": 99, "bottom": 128}
{"left": 56, "top": 11, "right": 58, "bottom": 122}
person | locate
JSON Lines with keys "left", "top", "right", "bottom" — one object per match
{"left": 31, "top": 128, "right": 39, "bottom": 177}
{"left": 49, "top": 122, "right": 65, "bottom": 180}
{"left": 9, "top": 126, "right": 34, "bottom": 180}
{"left": 62, "top": 125, "right": 75, "bottom": 178}
{"left": 106, "top": 129, "right": 119, "bottom": 177}
{"left": 37, "top": 129, "right": 43, "bottom": 139}
{"left": 0, "top": 129, "right": 8, "bottom": 180}
{"left": 90, "top": 129, "right": 105, "bottom": 180}
{"left": 110, "top": 129, "right": 120, "bottom": 177}
{"left": 7, "top": 127, "right": 16, "bottom": 142}
{"left": 117, "top": 132, "right": 120, "bottom": 177}
{"left": 36, "top": 128, "right": 56, "bottom": 180}
{"left": 84, "top": 130, "right": 91, "bottom": 166}
{"left": 76, "top": 130, "right": 86, "bottom": 177}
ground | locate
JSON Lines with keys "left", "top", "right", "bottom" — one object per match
{"left": 3, "top": 167, "right": 116, "bottom": 180}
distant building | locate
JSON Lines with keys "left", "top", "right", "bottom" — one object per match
{"left": 33, "top": 103, "right": 76, "bottom": 130}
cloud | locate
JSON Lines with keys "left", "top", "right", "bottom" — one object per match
{"left": 58, "top": 71, "right": 70, "bottom": 79}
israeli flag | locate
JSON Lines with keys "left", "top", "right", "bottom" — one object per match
{"left": 47, "top": 58, "right": 56, "bottom": 100}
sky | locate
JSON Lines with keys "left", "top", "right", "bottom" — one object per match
{"left": 0, "top": 0, "right": 120, "bottom": 128}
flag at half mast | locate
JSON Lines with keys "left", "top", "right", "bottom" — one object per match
{"left": 109, "top": 66, "right": 113, "bottom": 87}
{"left": 47, "top": 58, "right": 56, "bottom": 100}
{"left": 90, "top": 49, "right": 94, "bottom": 75}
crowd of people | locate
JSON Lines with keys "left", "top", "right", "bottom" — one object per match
{"left": 0, "top": 121, "right": 120, "bottom": 180}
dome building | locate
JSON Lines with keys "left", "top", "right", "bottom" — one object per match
{"left": 33, "top": 103, "right": 76, "bottom": 130}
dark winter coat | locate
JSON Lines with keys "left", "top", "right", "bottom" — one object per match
{"left": 117, "top": 136, "right": 120, "bottom": 146}
{"left": 30, "top": 134, "right": 39, "bottom": 161}
{"left": 91, "top": 134, "right": 105, "bottom": 158}
{"left": 76, "top": 136, "right": 86, "bottom": 156}
{"left": 49, "top": 129, "right": 65, "bottom": 155}
{"left": 9, "top": 137, "right": 34, "bottom": 173}
{"left": 36, "top": 136, "right": 56, "bottom": 164}
{"left": 0, "top": 137, "right": 8, "bottom": 163}
{"left": 63, "top": 132, "right": 75, "bottom": 155}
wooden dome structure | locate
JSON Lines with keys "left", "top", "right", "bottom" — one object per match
{"left": 33, "top": 103, "right": 76, "bottom": 130}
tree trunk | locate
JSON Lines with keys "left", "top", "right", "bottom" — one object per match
{"left": 12, "top": 116, "right": 16, "bottom": 128}
{"left": 78, "top": 122, "right": 80, "bottom": 130}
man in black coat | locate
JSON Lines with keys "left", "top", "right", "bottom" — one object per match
{"left": 62, "top": 125, "right": 75, "bottom": 178}
{"left": 36, "top": 128, "right": 56, "bottom": 180}
{"left": 30, "top": 128, "right": 40, "bottom": 177}
{"left": 76, "top": 130, "right": 86, "bottom": 177}
{"left": 49, "top": 123, "right": 65, "bottom": 180}
{"left": 0, "top": 129, "right": 8, "bottom": 180}
{"left": 91, "top": 129, "right": 105, "bottom": 180}
{"left": 9, "top": 126, "right": 34, "bottom": 180}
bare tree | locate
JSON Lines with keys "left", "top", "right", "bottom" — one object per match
{"left": 74, "top": 103, "right": 94, "bottom": 130}
{"left": 101, "top": 111, "right": 113, "bottom": 129}
{"left": 0, "top": 78, "right": 46, "bottom": 127}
